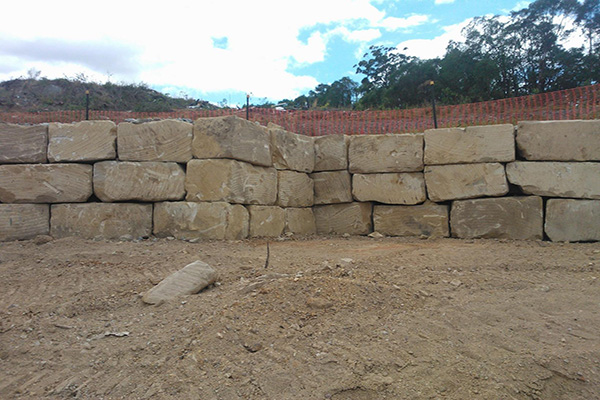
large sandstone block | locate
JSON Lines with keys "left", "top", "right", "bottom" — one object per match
{"left": 506, "top": 162, "right": 600, "bottom": 199}
{"left": 0, "top": 204, "right": 49, "bottom": 241}
{"left": 186, "top": 159, "right": 277, "bottom": 205}
{"left": 154, "top": 201, "right": 248, "bottom": 240}
{"left": 310, "top": 170, "right": 352, "bottom": 205}
{"left": 0, "top": 123, "right": 47, "bottom": 163}
{"left": 269, "top": 124, "right": 314, "bottom": 172}
{"left": 314, "top": 134, "right": 347, "bottom": 171}
{"left": 348, "top": 134, "right": 423, "bottom": 173}
{"left": 352, "top": 173, "right": 426, "bottom": 205}
{"left": 517, "top": 120, "right": 600, "bottom": 161}
{"left": 450, "top": 196, "right": 543, "bottom": 240}
{"left": 277, "top": 170, "right": 314, "bottom": 207}
{"left": 424, "top": 163, "right": 508, "bottom": 202}
{"left": 51, "top": 203, "right": 152, "bottom": 240}
{"left": 373, "top": 202, "right": 449, "bottom": 238}
{"left": 313, "top": 202, "right": 373, "bottom": 235}
{"left": 0, "top": 164, "right": 92, "bottom": 203}
{"left": 285, "top": 208, "right": 317, "bottom": 236}
{"left": 545, "top": 199, "right": 600, "bottom": 242}
{"left": 48, "top": 121, "right": 116, "bottom": 162}
{"left": 93, "top": 161, "right": 185, "bottom": 202}
{"left": 424, "top": 124, "right": 515, "bottom": 165}
{"left": 248, "top": 205, "right": 285, "bottom": 237}
{"left": 193, "top": 116, "right": 271, "bottom": 167}
{"left": 117, "top": 119, "right": 192, "bottom": 162}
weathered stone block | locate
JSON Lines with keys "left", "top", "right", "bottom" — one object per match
{"left": 48, "top": 121, "right": 116, "bottom": 162}
{"left": 314, "top": 134, "right": 347, "bottom": 171}
{"left": 373, "top": 202, "right": 449, "bottom": 237}
{"left": 352, "top": 173, "right": 426, "bottom": 205}
{"left": 51, "top": 203, "right": 152, "bottom": 240}
{"left": 0, "top": 164, "right": 92, "bottom": 203}
{"left": 277, "top": 170, "right": 314, "bottom": 207}
{"left": 186, "top": 159, "right": 277, "bottom": 205}
{"left": 545, "top": 199, "right": 600, "bottom": 242}
{"left": 93, "top": 161, "right": 185, "bottom": 202}
{"left": 424, "top": 163, "right": 508, "bottom": 202}
{"left": 517, "top": 120, "right": 600, "bottom": 161}
{"left": 450, "top": 196, "right": 543, "bottom": 240}
{"left": 424, "top": 124, "right": 515, "bottom": 165}
{"left": 226, "top": 204, "right": 250, "bottom": 240}
{"left": 0, "top": 204, "right": 49, "bottom": 241}
{"left": 506, "top": 162, "right": 600, "bottom": 199}
{"left": 248, "top": 205, "right": 285, "bottom": 237}
{"left": 193, "top": 115, "right": 271, "bottom": 167}
{"left": 313, "top": 202, "right": 372, "bottom": 235}
{"left": 310, "top": 170, "right": 352, "bottom": 205}
{"left": 348, "top": 134, "right": 423, "bottom": 173}
{"left": 269, "top": 124, "right": 314, "bottom": 172}
{"left": 284, "top": 208, "right": 317, "bottom": 236}
{"left": 0, "top": 123, "right": 47, "bottom": 163}
{"left": 117, "top": 119, "right": 192, "bottom": 162}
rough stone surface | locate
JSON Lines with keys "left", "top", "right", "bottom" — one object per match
{"left": 424, "top": 124, "right": 515, "bottom": 165}
{"left": 450, "top": 196, "right": 543, "bottom": 240}
{"left": 373, "top": 202, "right": 449, "bottom": 238}
{"left": 0, "top": 123, "right": 48, "bottom": 164}
{"left": 314, "top": 134, "right": 347, "bottom": 171}
{"left": 352, "top": 173, "right": 426, "bottom": 205}
{"left": 226, "top": 204, "right": 250, "bottom": 240}
{"left": 311, "top": 170, "right": 352, "bottom": 205}
{"left": 93, "top": 161, "right": 185, "bottom": 202}
{"left": 284, "top": 208, "right": 317, "bottom": 236}
{"left": 313, "top": 202, "right": 373, "bottom": 235}
{"left": 0, "top": 164, "right": 92, "bottom": 203}
{"left": 506, "top": 162, "right": 600, "bottom": 199}
{"left": 277, "top": 170, "right": 314, "bottom": 207}
{"left": 348, "top": 134, "right": 423, "bottom": 173}
{"left": 186, "top": 159, "right": 277, "bottom": 205}
{"left": 517, "top": 120, "right": 600, "bottom": 161}
{"left": 545, "top": 199, "right": 600, "bottom": 242}
{"left": 51, "top": 203, "right": 152, "bottom": 240}
{"left": 117, "top": 119, "right": 192, "bottom": 162}
{"left": 0, "top": 204, "right": 49, "bottom": 241}
{"left": 248, "top": 205, "right": 285, "bottom": 237}
{"left": 193, "top": 116, "right": 272, "bottom": 167}
{"left": 269, "top": 124, "right": 315, "bottom": 172}
{"left": 424, "top": 163, "right": 508, "bottom": 202}
{"left": 48, "top": 121, "right": 116, "bottom": 162}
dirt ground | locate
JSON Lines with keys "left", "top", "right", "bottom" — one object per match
{"left": 1, "top": 235, "right": 599, "bottom": 400}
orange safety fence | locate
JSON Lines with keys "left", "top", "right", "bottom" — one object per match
{"left": 1, "top": 84, "right": 599, "bottom": 136}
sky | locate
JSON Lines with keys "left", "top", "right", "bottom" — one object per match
{"left": 0, "top": 0, "right": 546, "bottom": 106}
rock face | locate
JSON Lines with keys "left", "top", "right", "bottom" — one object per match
{"left": 314, "top": 135, "right": 347, "bottom": 171}
{"left": 517, "top": 120, "right": 600, "bottom": 161}
{"left": 192, "top": 116, "right": 272, "bottom": 167}
{"left": 313, "top": 202, "right": 372, "bottom": 235}
{"left": 117, "top": 119, "right": 192, "bottom": 162}
{"left": 506, "top": 162, "right": 600, "bottom": 199}
{"left": 373, "top": 202, "right": 449, "bottom": 237}
{"left": 277, "top": 170, "right": 314, "bottom": 207}
{"left": 311, "top": 170, "right": 352, "bottom": 205}
{"left": 51, "top": 203, "right": 152, "bottom": 240}
{"left": 0, "top": 123, "right": 48, "bottom": 163}
{"left": 48, "top": 121, "right": 116, "bottom": 162}
{"left": 0, "top": 204, "right": 49, "bottom": 241}
{"left": 424, "top": 124, "right": 515, "bottom": 165}
{"left": 186, "top": 159, "right": 277, "bottom": 205}
{"left": 0, "top": 164, "right": 92, "bottom": 203}
{"left": 284, "top": 208, "right": 317, "bottom": 235}
{"left": 545, "top": 199, "right": 600, "bottom": 242}
{"left": 424, "top": 163, "right": 508, "bottom": 202}
{"left": 269, "top": 124, "right": 315, "bottom": 172}
{"left": 248, "top": 205, "right": 285, "bottom": 237}
{"left": 450, "top": 196, "right": 543, "bottom": 240}
{"left": 93, "top": 161, "right": 185, "bottom": 202}
{"left": 348, "top": 134, "right": 423, "bottom": 173}
{"left": 352, "top": 173, "right": 426, "bottom": 205}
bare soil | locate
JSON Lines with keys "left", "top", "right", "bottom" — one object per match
{"left": 1, "top": 236, "right": 599, "bottom": 399}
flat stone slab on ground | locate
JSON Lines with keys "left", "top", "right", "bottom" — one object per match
{"left": 348, "top": 134, "right": 423, "bottom": 173}
{"left": 0, "top": 123, "right": 47, "bottom": 163}
{"left": 313, "top": 135, "right": 347, "bottom": 171}
{"left": 117, "top": 119, "right": 192, "bottom": 162}
{"left": 424, "top": 163, "right": 508, "bottom": 202}
{"left": 269, "top": 124, "right": 315, "bottom": 172}
{"left": 313, "top": 202, "right": 372, "bottom": 235}
{"left": 0, "top": 204, "right": 49, "bottom": 241}
{"left": 48, "top": 121, "right": 116, "bottom": 162}
{"left": 545, "top": 199, "right": 600, "bottom": 242}
{"left": 352, "top": 173, "right": 426, "bottom": 205}
{"left": 373, "top": 202, "right": 449, "bottom": 237}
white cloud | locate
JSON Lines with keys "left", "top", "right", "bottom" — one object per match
{"left": 434, "top": 0, "right": 455, "bottom": 4}
{"left": 396, "top": 18, "right": 471, "bottom": 59}
{"left": 380, "top": 15, "right": 430, "bottom": 30}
